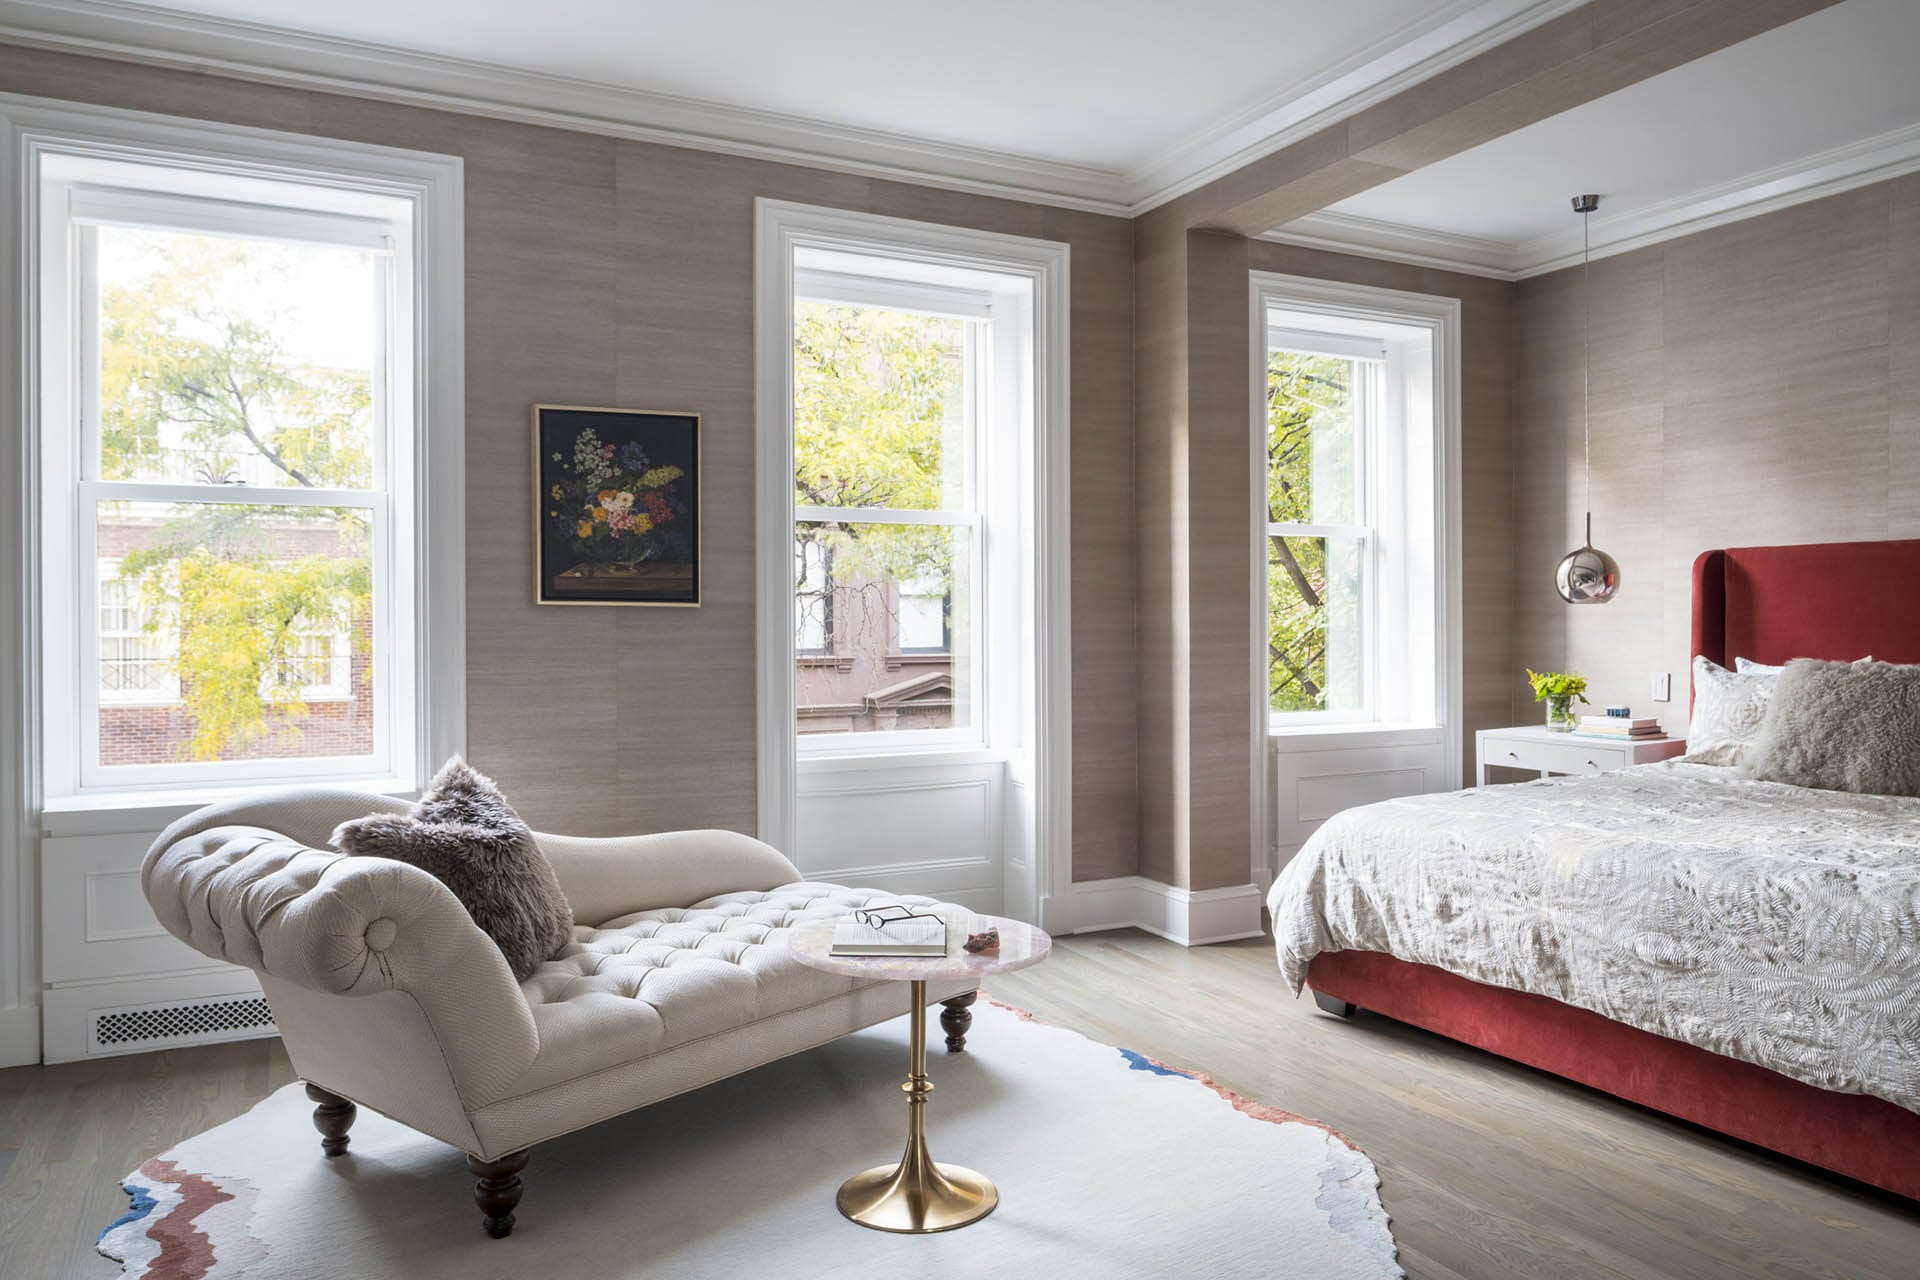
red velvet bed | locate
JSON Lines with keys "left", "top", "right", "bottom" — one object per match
{"left": 1304, "top": 538, "right": 1920, "bottom": 1200}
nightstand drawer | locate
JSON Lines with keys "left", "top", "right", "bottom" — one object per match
{"left": 1486, "top": 737, "right": 1624, "bottom": 775}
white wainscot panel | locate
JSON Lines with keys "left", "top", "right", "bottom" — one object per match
{"left": 795, "top": 759, "right": 1004, "bottom": 912}
{"left": 42, "top": 832, "right": 215, "bottom": 982}
{"left": 1270, "top": 740, "right": 1447, "bottom": 875}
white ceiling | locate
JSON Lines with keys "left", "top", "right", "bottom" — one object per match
{"left": 0, "top": 0, "right": 1582, "bottom": 211}
{"left": 77, "top": 0, "right": 1477, "bottom": 170}
{"left": 1284, "top": 0, "right": 1920, "bottom": 276}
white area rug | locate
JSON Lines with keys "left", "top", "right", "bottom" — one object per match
{"left": 100, "top": 999, "right": 1400, "bottom": 1278}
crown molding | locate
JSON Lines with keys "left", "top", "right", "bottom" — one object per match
{"left": 1259, "top": 210, "right": 1522, "bottom": 279}
{"left": 1263, "top": 121, "right": 1920, "bottom": 280}
{"left": 0, "top": 0, "right": 1583, "bottom": 220}
{"left": 0, "top": 0, "right": 1130, "bottom": 213}
{"left": 1124, "top": 0, "right": 1587, "bottom": 214}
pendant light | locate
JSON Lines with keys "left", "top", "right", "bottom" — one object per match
{"left": 1554, "top": 192, "right": 1620, "bottom": 605}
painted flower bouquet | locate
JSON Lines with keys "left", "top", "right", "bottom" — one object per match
{"left": 547, "top": 427, "right": 687, "bottom": 570}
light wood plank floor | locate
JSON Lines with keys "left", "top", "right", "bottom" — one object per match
{"left": 2, "top": 931, "right": 1914, "bottom": 1278}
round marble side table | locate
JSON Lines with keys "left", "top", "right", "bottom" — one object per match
{"left": 786, "top": 912, "right": 1050, "bottom": 1234}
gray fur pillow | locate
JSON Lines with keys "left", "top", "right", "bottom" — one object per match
{"left": 331, "top": 758, "right": 574, "bottom": 981}
{"left": 1741, "top": 660, "right": 1920, "bottom": 797}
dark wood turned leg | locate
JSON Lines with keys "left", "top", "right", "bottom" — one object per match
{"left": 1312, "top": 989, "right": 1359, "bottom": 1018}
{"left": 467, "top": 1149, "right": 531, "bottom": 1239}
{"left": 304, "top": 1083, "right": 356, "bottom": 1158}
{"left": 940, "top": 990, "right": 978, "bottom": 1053}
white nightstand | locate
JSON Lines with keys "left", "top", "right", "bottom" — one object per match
{"left": 1476, "top": 725, "right": 1687, "bottom": 785}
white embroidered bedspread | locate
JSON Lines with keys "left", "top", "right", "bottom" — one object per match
{"left": 1267, "top": 761, "right": 1920, "bottom": 1113}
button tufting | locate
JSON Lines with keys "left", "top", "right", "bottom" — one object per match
{"left": 364, "top": 917, "right": 398, "bottom": 952}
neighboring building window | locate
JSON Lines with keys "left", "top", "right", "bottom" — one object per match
{"left": 39, "top": 153, "right": 424, "bottom": 790}
{"left": 96, "top": 560, "right": 178, "bottom": 705}
{"left": 896, "top": 576, "right": 950, "bottom": 654}
{"left": 794, "top": 538, "right": 834, "bottom": 655}
{"left": 1264, "top": 336, "right": 1378, "bottom": 720}
{"left": 790, "top": 265, "right": 986, "bottom": 741}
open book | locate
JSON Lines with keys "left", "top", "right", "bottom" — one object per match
{"left": 830, "top": 914, "right": 949, "bottom": 957}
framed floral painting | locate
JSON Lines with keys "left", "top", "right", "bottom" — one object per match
{"left": 533, "top": 405, "right": 700, "bottom": 606}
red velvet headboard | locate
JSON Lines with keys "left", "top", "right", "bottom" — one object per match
{"left": 1691, "top": 540, "right": 1920, "bottom": 700}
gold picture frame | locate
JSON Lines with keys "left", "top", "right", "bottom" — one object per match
{"left": 532, "top": 404, "right": 701, "bottom": 607}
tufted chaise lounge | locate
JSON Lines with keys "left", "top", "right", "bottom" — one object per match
{"left": 141, "top": 789, "right": 979, "bottom": 1237}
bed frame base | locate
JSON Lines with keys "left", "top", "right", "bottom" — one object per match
{"left": 1311, "top": 989, "right": 1358, "bottom": 1018}
{"left": 1307, "top": 950, "right": 1920, "bottom": 1201}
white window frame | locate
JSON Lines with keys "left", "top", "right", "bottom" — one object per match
{"left": 790, "top": 265, "right": 992, "bottom": 752}
{"left": 3, "top": 93, "right": 465, "bottom": 814}
{"left": 754, "top": 201, "right": 1072, "bottom": 917}
{"left": 53, "top": 182, "right": 396, "bottom": 789}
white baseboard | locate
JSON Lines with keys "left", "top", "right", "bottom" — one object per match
{"left": 0, "top": 1003, "right": 42, "bottom": 1067}
{"left": 1066, "top": 876, "right": 1266, "bottom": 947}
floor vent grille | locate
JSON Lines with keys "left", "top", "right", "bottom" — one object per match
{"left": 90, "top": 993, "right": 276, "bottom": 1053}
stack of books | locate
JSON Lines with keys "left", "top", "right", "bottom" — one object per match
{"left": 1573, "top": 713, "right": 1664, "bottom": 741}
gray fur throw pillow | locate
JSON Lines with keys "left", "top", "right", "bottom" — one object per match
{"left": 331, "top": 758, "right": 574, "bottom": 981}
{"left": 1741, "top": 659, "right": 1920, "bottom": 797}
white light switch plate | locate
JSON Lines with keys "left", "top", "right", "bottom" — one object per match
{"left": 1652, "top": 672, "right": 1671, "bottom": 702}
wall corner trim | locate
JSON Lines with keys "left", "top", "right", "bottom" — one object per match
{"left": 1068, "top": 875, "right": 1266, "bottom": 947}
{"left": 0, "top": 1003, "right": 42, "bottom": 1067}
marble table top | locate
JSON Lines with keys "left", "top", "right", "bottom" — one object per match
{"left": 786, "top": 911, "right": 1050, "bottom": 982}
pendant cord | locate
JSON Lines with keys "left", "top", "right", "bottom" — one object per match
{"left": 1581, "top": 202, "right": 1592, "bottom": 543}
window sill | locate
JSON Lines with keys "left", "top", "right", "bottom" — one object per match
{"left": 1267, "top": 722, "right": 1443, "bottom": 753}
{"left": 799, "top": 745, "right": 1004, "bottom": 773}
{"left": 41, "top": 775, "right": 418, "bottom": 838}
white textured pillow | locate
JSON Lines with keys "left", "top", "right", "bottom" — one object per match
{"left": 1684, "top": 656, "right": 1776, "bottom": 766}
{"left": 1735, "top": 655, "right": 1872, "bottom": 675}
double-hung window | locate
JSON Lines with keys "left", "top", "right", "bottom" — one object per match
{"left": 1263, "top": 329, "right": 1382, "bottom": 723}
{"left": 790, "top": 257, "right": 988, "bottom": 744}
{"left": 1258, "top": 289, "right": 1448, "bottom": 739}
{"left": 37, "top": 149, "right": 429, "bottom": 794}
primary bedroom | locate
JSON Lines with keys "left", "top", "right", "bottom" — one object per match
{"left": 0, "top": 1, "right": 1915, "bottom": 1277}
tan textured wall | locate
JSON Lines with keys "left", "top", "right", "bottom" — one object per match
{"left": 1132, "top": 208, "right": 1190, "bottom": 887}
{"left": 1512, "top": 177, "right": 1920, "bottom": 730}
{"left": 2, "top": 45, "right": 1140, "bottom": 881}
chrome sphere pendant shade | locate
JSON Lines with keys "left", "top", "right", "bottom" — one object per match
{"left": 1555, "top": 192, "right": 1619, "bottom": 605}
{"left": 1556, "top": 513, "right": 1620, "bottom": 603}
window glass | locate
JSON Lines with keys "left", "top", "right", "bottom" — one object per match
{"left": 792, "top": 300, "right": 967, "bottom": 511}
{"left": 94, "top": 225, "right": 380, "bottom": 489}
{"left": 1266, "top": 344, "right": 1374, "bottom": 719}
{"left": 793, "top": 286, "right": 979, "bottom": 741}
{"left": 93, "top": 499, "right": 373, "bottom": 766}
{"left": 793, "top": 520, "right": 970, "bottom": 736}
{"left": 1265, "top": 349, "right": 1358, "bottom": 526}
{"left": 1267, "top": 532, "right": 1365, "bottom": 715}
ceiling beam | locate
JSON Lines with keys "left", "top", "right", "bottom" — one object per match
{"left": 1173, "top": 0, "right": 1845, "bottom": 238}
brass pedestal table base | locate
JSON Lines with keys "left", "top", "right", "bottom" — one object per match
{"left": 835, "top": 980, "right": 997, "bottom": 1233}
{"left": 783, "top": 912, "right": 1051, "bottom": 1235}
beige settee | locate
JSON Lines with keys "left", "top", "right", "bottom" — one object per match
{"left": 142, "top": 789, "right": 977, "bottom": 1237}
